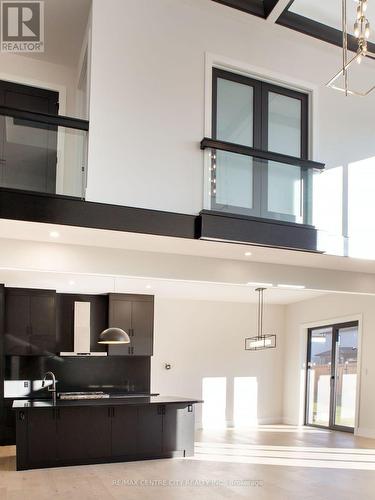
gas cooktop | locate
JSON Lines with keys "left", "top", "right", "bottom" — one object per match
{"left": 58, "top": 392, "right": 160, "bottom": 400}
{"left": 59, "top": 392, "right": 110, "bottom": 400}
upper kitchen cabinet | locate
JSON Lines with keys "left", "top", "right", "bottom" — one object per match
{"left": 4, "top": 288, "right": 57, "bottom": 355}
{"left": 108, "top": 294, "right": 154, "bottom": 356}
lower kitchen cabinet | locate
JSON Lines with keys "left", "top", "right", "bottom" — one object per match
{"left": 138, "top": 405, "right": 163, "bottom": 454}
{"left": 14, "top": 402, "right": 197, "bottom": 470}
{"left": 111, "top": 406, "right": 138, "bottom": 456}
{"left": 27, "top": 409, "right": 56, "bottom": 467}
{"left": 1, "top": 399, "right": 16, "bottom": 445}
{"left": 56, "top": 407, "right": 111, "bottom": 462}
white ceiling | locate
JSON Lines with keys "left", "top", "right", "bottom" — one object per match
{"left": 24, "top": 0, "right": 91, "bottom": 67}
{"left": 1, "top": 218, "right": 375, "bottom": 274}
{"left": 0, "top": 268, "right": 326, "bottom": 304}
{"left": 289, "top": 0, "right": 375, "bottom": 44}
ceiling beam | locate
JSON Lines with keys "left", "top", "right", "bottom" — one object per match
{"left": 211, "top": 0, "right": 264, "bottom": 19}
{"left": 264, "top": 0, "right": 293, "bottom": 23}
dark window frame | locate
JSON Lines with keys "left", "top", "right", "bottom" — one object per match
{"left": 211, "top": 68, "right": 310, "bottom": 223}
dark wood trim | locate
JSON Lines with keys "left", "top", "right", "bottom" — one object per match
{"left": 263, "top": 0, "right": 284, "bottom": 18}
{"left": 0, "top": 188, "right": 198, "bottom": 239}
{"left": 211, "top": 0, "right": 264, "bottom": 18}
{"left": 0, "top": 80, "right": 59, "bottom": 102}
{"left": 277, "top": 9, "right": 375, "bottom": 59}
{"left": 199, "top": 210, "right": 320, "bottom": 252}
{"left": 201, "top": 138, "right": 325, "bottom": 169}
{"left": 202, "top": 208, "right": 314, "bottom": 229}
{"left": 0, "top": 188, "right": 323, "bottom": 253}
{"left": 212, "top": 0, "right": 375, "bottom": 57}
{"left": 0, "top": 105, "right": 89, "bottom": 131}
{"left": 212, "top": 0, "right": 283, "bottom": 19}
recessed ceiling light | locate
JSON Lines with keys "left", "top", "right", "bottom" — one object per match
{"left": 247, "top": 281, "right": 273, "bottom": 287}
{"left": 277, "top": 284, "right": 305, "bottom": 290}
{"left": 244, "top": 252, "right": 252, "bottom": 256}
{"left": 145, "top": 284, "right": 152, "bottom": 289}
{"left": 69, "top": 280, "right": 75, "bottom": 286}
{"left": 49, "top": 231, "right": 60, "bottom": 239}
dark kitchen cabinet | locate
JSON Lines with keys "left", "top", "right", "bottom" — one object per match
{"left": 108, "top": 294, "right": 154, "bottom": 356}
{"left": 4, "top": 290, "right": 29, "bottom": 355}
{"left": 1, "top": 399, "right": 16, "bottom": 445}
{"left": 15, "top": 401, "right": 198, "bottom": 470}
{"left": 111, "top": 406, "right": 138, "bottom": 456}
{"left": 137, "top": 405, "right": 163, "bottom": 454}
{"left": 27, "top": 409, "right": 56, "bottom": 467}
{"left": 57, "top": 406, "right": 111, "bottom": 462}
{"left": 4, "top": 288, "right": 57, "bottom": 355}
{"left": 29, "top": 294, "right": 57, "bottom": 354}
{"left": 56, "top": 407, "right": 111, "bottom": 461}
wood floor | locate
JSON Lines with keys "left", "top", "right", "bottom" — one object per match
{"left": 2, "top": 425, "right": 375, "bottom": 499}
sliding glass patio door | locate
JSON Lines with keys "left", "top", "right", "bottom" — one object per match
{"left": 305, "top": 322, "right": 358, "bottom": 432}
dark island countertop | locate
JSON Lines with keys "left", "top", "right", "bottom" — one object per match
{"left": 13, "top": 395, "right": 203, "bottom": 409}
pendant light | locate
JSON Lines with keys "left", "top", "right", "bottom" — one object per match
{"left": 245, "top": 288, "right": 276, "bottom": 351}
{"left": 97, "top": 276, "right": 131, "bottom": 345}
{"left": 98, "top": 327, "right": 130, "bottom": 344}
{"left": 327, "top": 0, "right": 375, "bottom": 96}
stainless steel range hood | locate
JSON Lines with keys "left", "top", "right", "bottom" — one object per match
{"left": 60, "top": 302, "right": 107, "bottom": 357}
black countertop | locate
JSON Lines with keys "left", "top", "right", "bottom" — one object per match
{"left": 13, "top": 395, "right": 203, "bottom": 409}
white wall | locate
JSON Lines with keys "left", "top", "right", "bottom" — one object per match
{"left": 284, "top": 294, "right": 375, "bottom": 438}
{"left": 151, "top": 297, "right": 285, "bottom": 428}
{"left": 87, "top": 0, "right": 375, "bottom": 257}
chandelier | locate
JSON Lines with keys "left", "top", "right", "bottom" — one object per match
{"left": 327, "top": 0, "right": 375, "bottom": 96}
{"left": 245, "top": 288, "right": 276, "bottom": 351}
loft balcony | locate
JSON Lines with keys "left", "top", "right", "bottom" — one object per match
{"left": 0, "top": 105, "right": 88, "bottom": 199}
{"left": 199, "top": 138, "right": 325, "bottom": 252}
{"left": 0, "top": 105, "right": 324, "bottom": 254}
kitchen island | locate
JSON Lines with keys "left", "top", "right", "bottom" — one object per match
{"left": 13, "top": 396, "right": 202, "bottom": 470}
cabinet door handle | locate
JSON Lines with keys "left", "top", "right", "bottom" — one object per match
{"left": 19, "top": 411, "right": 25, "bottom": 421}
{"left": 132, "top": 347, "right": 134, "bottom": 355}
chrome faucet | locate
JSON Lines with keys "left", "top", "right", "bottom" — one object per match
{"left": 42, "top": 371, "right": 57, "bottom": 404}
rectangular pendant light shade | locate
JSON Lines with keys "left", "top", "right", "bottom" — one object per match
{"left": 245, "top": 334, "right": 276, "bottom": 351}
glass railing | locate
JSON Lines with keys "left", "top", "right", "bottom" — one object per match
{"left": 0, "top": 106, "right": 89, "bottom": 198}
{"left": 201, "top": 138, "right": 324, "bottom": 226}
